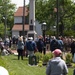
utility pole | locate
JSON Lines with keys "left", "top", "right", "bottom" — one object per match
{"left": 23, "top": 0, "right": 25, "bottom": 41}
{"left": 56, "top": 0, "right": 59, "bottom": 38}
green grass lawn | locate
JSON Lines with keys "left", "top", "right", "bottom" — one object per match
{"left": 0, "top": 55, "right": 74, "bottom": 75}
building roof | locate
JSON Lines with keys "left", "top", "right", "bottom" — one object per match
{"left": 12, "top": 24, "right": 29, "bottom": 31}
{"left": 14, "top": 7, "right": 29, "bottom": 16}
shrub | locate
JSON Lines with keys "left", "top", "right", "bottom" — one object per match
{"left": 72, "top": 63, "right": 75, "bottom": 68}
{"left": 42, "top": 54, "right": 50, "bottom": 63}
{"left": 38, "top": 61, "right": 43, "bottom": 67}
{"left": 35, "top": 52, "right": 53, "bottom": 65}
{"left": 46, "top": 52, "right": 53, "bottom": 59}
{"left": 35, "top": 52, "right": 42, "bottom": 63}
{"left": 66, "top": 53, "right": 72, "bottom": 65}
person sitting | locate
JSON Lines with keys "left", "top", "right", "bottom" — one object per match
{"left": 1, "top": 48, "right": 9, "bottom": 56}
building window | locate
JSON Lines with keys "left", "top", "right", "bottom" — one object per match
{"left": 25, "top": 16, "right": 29, "bottom": 24}
{"left": 19, "top": 31, "right": 27, "bottom": 36}
{"left": 22, "top": 16, "right": 29, "bottom": 24}
{"left": 31, "top": 19, "right": 33, "bottom": 24}
{"left": 30, "top": 25, "right": 33, "bottom": 30}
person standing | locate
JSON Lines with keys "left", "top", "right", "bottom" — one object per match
{"left": 57, "top": 37, "right": 64, "bottom": 51}
{"left": 9, "top": 37, "right": 12, "bottom": 48}
{"left": 37, "top": 36, "right": 44, "bottom": 53}
{"left": 45, "top": 35, "right": 50, "bottom": 51}
{"left": 25, "top": 37, "right": 36, "bottom": 56}
{"left": 46, "top": 49, "right": 68, "bottom": 75}
{"left": 70, "top": 39, "right": 75, "bottom": 57}
{"left": 17, "top": 36, "right": 24, "bottom": 60}
{"left": 50, "top": 36, "right": 60, "bottom": 52}
{"left": 12, "top": 35, "right": 17, "bottom": 49}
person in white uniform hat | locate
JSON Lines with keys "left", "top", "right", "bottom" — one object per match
{"left": 0, "top": 66, "right": 9, "bottom": 75}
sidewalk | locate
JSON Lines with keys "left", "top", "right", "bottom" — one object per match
{"left": 11, "top": 50, "right": 17, "bottom": 53}
{"left": 11, "top": 50, "right": 18, "bottom": 55}
{"left": 11, "top": 49, "right": 50, "bottom": 54}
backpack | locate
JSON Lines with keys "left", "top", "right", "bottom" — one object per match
{"left": 58, "top": 40, "right": 63, "bottom": 50}
{"left": 27, "top": 42, "right": 33, "bottom": 51}
{"left": 50, "top": 40, "right": 59, "bottom": 51}
{"left": 26, "top": 41, "right": 36, "bottom": 51}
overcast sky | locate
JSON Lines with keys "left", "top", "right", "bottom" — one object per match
{"left": 11, "top": 0, "right": 29, "bottom": 7}
{"left": 11, "top": 0, "right": 75, "bottom": 8}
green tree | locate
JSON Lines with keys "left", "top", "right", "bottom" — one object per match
{"left": 0, "top": 0, "right": 16, "bottom": 37}
{"left": 58, "top": 0, "right": 75, "bottom": 36}
{"left": 35, "top": 0, "right": 75, "bottom": 36}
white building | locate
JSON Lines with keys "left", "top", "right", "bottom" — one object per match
{"left": 12, "top": 7, "right": 42, "bottom": 39}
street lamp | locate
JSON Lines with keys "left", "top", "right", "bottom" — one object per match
{"left": 54, "top": 0, "right": 59, "bottom": 38}
{"left": 41, "top": 22, "right": 46, "bottom": 55}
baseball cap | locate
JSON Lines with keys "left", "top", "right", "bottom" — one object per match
{"left": 52, "top": 49, "right": 62, "bottom": 56}
{"left": 28, "top": 37, "right": 33, "bottom": 40}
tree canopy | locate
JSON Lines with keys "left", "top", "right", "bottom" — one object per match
{"left": 35, "top": 0, "right": 75, "bottom": 36}
{"left": 0, "top": 0, "right": 16, "bottom": 38}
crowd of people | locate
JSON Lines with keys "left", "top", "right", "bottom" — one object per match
{"left": 1, "top": 35, "right": 75, "bottom": 75}
{"left": 0, "top": 35, "right": 75, "bottom": 57}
